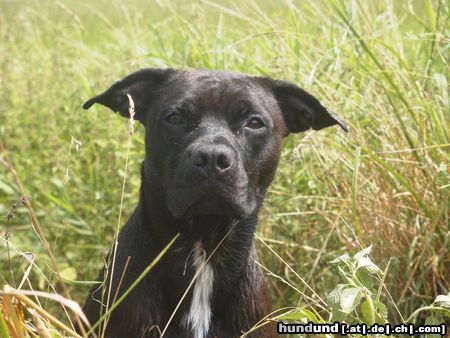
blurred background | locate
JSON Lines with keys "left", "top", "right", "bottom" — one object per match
{"left": 0, "top": 0, "right": 448, "bottom": 335}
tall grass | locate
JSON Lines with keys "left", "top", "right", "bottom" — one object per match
{"left": 0, "top": 0, "right": 448, "bottom": 336}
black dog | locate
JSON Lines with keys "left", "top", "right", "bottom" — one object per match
{"left": 81, "top": 68, "right": 347, "bottom": 338}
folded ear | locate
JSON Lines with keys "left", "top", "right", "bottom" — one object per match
{"left": 82, "top": 68, "right": 176, "bottom": 123}
{"left": 261, "top": 78, "right": 348, "bottom": 135}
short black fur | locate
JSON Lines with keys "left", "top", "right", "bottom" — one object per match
{"left": 80, "top": 68, "right": 346, "bottom": 338}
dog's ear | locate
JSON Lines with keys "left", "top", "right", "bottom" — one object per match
{"left": 82, "top": 68, "right": 176, "bottom": 123}
{"left": 261, "top": 78, "right": 348, "bottom": 135}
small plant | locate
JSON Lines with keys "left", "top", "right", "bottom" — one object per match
{"left": 326, "top": 246, "right": 387, "bottom": 325}
{"left": 325, "top": 247, "right": 450, "bottom": 335}
{"left": 271, "top": 247, "right": 449, "bottom": 338}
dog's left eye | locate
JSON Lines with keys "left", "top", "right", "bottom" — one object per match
{"left": 165, "top": 112, "right": 182, "bottom": 125}
{"left": 245, "top": 117, "right": 265, "bottom": 130}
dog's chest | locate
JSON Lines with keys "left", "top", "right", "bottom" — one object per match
{"left": 182, "top": 241, "right": 214, "bottom": 338}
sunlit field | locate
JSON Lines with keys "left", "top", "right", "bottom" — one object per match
{"left": 0, "top": 0, "right": 448, "bottom": 336}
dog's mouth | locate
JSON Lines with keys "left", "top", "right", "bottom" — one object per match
{"left": 166, "top": 184, "right": 251, "bottom": 219}
{"left": 186, "top": 194, "right": 234, "bottom": 216}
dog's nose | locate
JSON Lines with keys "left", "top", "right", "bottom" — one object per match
{"left": 191, "top": 144, "right": 234, "bottom": 173}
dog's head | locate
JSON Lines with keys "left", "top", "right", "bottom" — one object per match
{"left": 83, "top": 69, "right": 347, "bottom": 220}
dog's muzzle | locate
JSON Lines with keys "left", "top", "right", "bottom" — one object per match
{"left": 166, "top": 142, "right": 253, "bottom": 218}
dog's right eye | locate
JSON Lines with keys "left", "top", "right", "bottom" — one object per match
{"left": 165, "top": 112, "right": 182, "bottom": 125}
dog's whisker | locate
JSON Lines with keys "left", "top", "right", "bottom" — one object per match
{"left": 182, "top": 246, "right": 196, "bottom": 276}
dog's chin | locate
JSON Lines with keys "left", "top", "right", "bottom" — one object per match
{"left": 168, "top": 193, "right": 250, "bottom": 220}
{"left": 188, "top": 196, "right": 232, "bottom": 215}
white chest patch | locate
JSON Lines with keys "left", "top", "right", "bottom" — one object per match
{"left": 182, "top": 242, "right": 214, "bottom": 338}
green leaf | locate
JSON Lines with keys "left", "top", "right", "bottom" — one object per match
{"left": 356, "top": 257, "right": 382, "bottom": 275}
{"left": 360, "top": 299, "right": 374, "bottom": 325}
{"left": 276, "top": 308, "right": 319, "bottom": 323}
{"left": 360, "top": 298, "right": 388, "bottom": 325}
{"left": 424, "top": 314, "right": 442, "bottom": 338}
{"left": 327, "top": 284, "right": 347, "bottom": 309}
{"left": 433, "top": 295, "right": 450, "bottom": 309}
{"left": 337, "top": 266, "right": 354, "bottom": 285}
{"left": 355, "top": 270, "right": 376, "bottom": 288}
{"left": 331, "top": 310, "right": 346, "bottom": 323}
{"left": 330, "top": 253, "right": 350, "bottom": 265}
{"left": 354, "top": 246, "right": 372, "bottom": 261}
{"left": 340, "top": 287, "right": 363, "bottom": 314}
{"left": 356, "top": 256, "right": 382, "bottom": 287}
{"left": 373, "top": 300, "right": 388, "bottom": 323}
{"left": 425, "top": 314, "right": 441, "bottom": 325}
